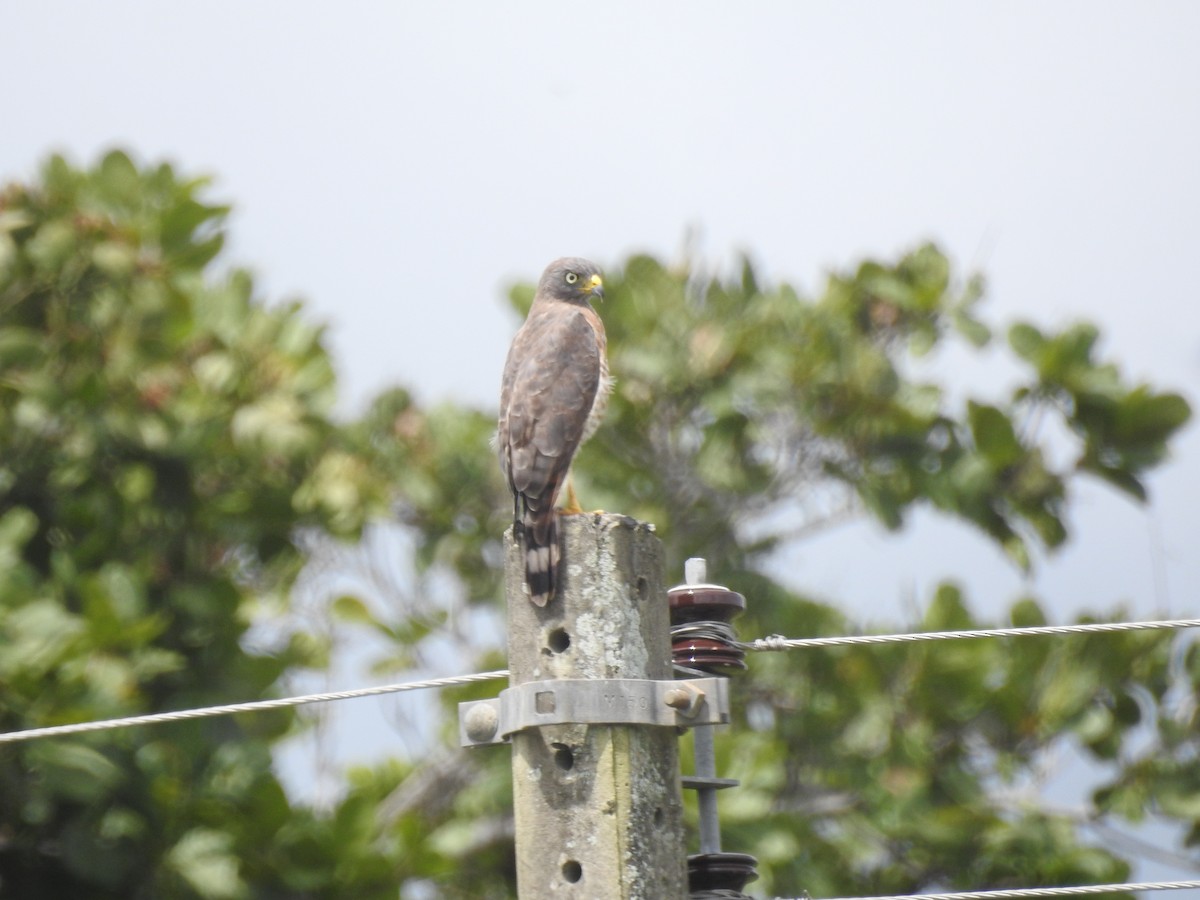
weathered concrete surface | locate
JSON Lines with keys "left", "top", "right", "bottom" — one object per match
{"left": 507, "top": 514, "right": 686, "bottom": 899}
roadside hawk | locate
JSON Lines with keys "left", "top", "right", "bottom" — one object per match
{"left": 498, "top": 257, "right": 611, "bottom": 606}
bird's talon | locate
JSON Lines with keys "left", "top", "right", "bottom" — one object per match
{"left": 561, "top": 475, "right": 585, "bottom": 515}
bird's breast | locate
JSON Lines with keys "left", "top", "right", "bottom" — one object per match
{"left": 580, "top": 353, "right": 611, "bottom": 444}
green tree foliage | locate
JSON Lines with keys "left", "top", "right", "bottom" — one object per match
{"left": 351, "top": 254, "right": 1194, "bottom": 897}
{"left": 1, "top": 151, "right": 1195, "bottom": 898}
{"left": 0, "top": 152, "right": 385, "bottom": 897}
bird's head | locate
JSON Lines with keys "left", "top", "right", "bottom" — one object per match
{"left": 539, "top": 257, "right": 604, "bottom": 303}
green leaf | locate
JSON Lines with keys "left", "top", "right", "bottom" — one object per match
{"left": 1155, "top": 776, "right": 1200, "bottom": 819}
{"left": 1008, "top": 321, "right": 1045, "bottom": 360}
{"left": 97, "top": 149, "right": 140, "bottom": 203}
{"left": 1114, "top": 389, "right": 1190, "bottom": 442}
{"left": 0, "top": 505, "right": 39, "bottom": 549}
{"left": 26, "top": 219, "right": 76, "bottom": 272}
{"left": 0, "top": 231, "right": 17, "bottom": 287}
{"left": 968, "top": 401, "right": 1023, "bottom": 467}
{"left": 0, "top": 327, "right": 46, "bottom": 367}
{"left": 231, "top": 393, "right": 311, "bottom": 451}
{"left": 954, "top": 310, "right": 992, "bottom": 347}
{"left": 1002, "top": 534, "right": 1031, "bottom": 569}
{"left": 1, "top": 599, "right": 86, "bottom": 677}
{"left": 27, "top": 741, "right": 124, "bottom": 803}
{"left": 331, "top": 594, "right": 374, "bottom": 624}
{"left": 91, "top": 240, "right": 137, "bottom": 277}
{"left": 167, "top": 829, "right": 246, "bottom": 899}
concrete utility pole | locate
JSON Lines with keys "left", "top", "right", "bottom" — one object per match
{"left": 505, "top": 513, "right": 688, "bottom": 899}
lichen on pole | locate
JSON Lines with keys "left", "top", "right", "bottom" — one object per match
{"left": 506, "top": 513, "right": 687, "bottom": 900}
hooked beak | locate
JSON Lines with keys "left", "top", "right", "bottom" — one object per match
{"left": 586, "top": 272, "right": 604, "bottom": 301}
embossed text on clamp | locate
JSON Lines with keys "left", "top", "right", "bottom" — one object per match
{"left": 458, "top": 677, "right": 730, "bottom": 747}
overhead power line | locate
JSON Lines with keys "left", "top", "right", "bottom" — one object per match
{"left": 743, "top": 618, "right": 1200, "bottom": 652}
{"left": 0, "top": 670, "right": 509, "bottom": 745}
{"left": 3, "top": 618, "right": 1197, "bottom": 748}
{"left": 783, "top": 877, "right": 1200, "bottom": 900}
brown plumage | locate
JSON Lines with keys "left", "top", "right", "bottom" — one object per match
{"left": 498, "top": 257, "right": 611, "bottom": 606}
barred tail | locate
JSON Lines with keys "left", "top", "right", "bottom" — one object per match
{"left": 515, "top": 499, "right": 559, "bottom": 607}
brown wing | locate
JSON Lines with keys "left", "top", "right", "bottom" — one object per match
{"left": 499, "top": 303, "right": 602, "bottom": 604}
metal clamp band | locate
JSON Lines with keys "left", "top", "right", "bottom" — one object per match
{"left": 459, "top": 676, "right": 730, "bottom": 747}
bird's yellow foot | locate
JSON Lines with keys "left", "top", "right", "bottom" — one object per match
{"left": 561, "top": 477, "right": 584, "bottom": 515}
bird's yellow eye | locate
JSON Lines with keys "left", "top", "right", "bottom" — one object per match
{"left": 565, "top": 272, "right": 578, "bottom": 284}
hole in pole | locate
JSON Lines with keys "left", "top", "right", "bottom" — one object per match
{"left": 551, "top": 743, "right": 574, "bottom": 771}
{"left": 547, "top": 627, "right": 571, "bottom": 653}
{"left": 635, "top": 575, "right": 650, "bottom": 603}
{"left": 562, "top": 860, "right": 582, "bottom": 883}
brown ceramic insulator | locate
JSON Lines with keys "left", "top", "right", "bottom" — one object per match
{"left": 670, "top": 632, "right": 746, "bottom": 673}
{"left": 668, "top": 584, "right": 747, "bottom": 673}
{"left": 687, "top": 851, "right": 760, "bottom": 895}
{"left": 668, "top": 586, "right": 746, "bottom": 624}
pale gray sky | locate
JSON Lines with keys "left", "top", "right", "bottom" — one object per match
{"left": 6, "top": 1, "right": 1200, "bottom": 881}
{"left": 9, "top": 1, "right": 1195, "bottom": 613}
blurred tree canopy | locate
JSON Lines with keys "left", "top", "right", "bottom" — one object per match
{"left": 0, "top": 151, "right": 386, "bottom": 897}
{"left": 1, "top": 152, "right": 1196, "bottom": 899}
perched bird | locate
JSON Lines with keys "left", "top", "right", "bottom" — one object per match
{"left": 498, "top": 257, "right": 611, "bottom": 606}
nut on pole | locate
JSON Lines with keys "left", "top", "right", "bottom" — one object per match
{"left": 462, "top": 700, "right": 500, "bottom": 743}
{"left": 663, "top": 682, "right": 706, "bottom": 718}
